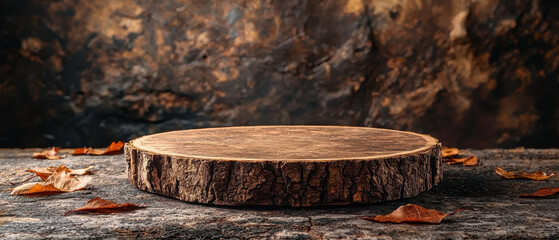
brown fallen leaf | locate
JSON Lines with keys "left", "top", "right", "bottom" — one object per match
{"left": 518, "top": 188, "right": 559, "bottom": 198}
{"left": 10, "top": 170, "right": 92, "bottom": 197}
{"left": 73, "top": 141, "right": 125, "bottom": 156}
{"left": 441, "top": 147, "right": 460, "bottom": 158}
{"left": 33, "top": 147, "right": 63, "bottom": 160}
{"left": 9, "top": 175, "right": 39, "bottom": 185}
{"left": 494, "top": 167, "right": 557, "bottom": 181}
{"left": 73, "top": 147, "right": 87, "bottom": 155}
{"left": 27, "top": 165, "right": 94, "bottom": 180}
{"left": 64, "top": 197, "right": 145, "bottom": 216}
{"left": 444, "top": 156, "right": 478, "bottom": 166}
{"left": 361, "top": 204, "right": 468, "bottom": 224}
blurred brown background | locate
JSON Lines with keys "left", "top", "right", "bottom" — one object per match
{"left": 0, "top": 0, "right": 557, "bottom": 148}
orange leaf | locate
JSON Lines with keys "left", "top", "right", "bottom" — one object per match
{"left": 33, "top": 147, "right": 63, "bottom": 160}
{"left": 24, "top": 184, "right": 66, "bottom": 197}
{"left": 361, "top": 204, "right": 467, "bottom": 224}
{"left": 64, "top": 197, "right": 145, "bottom": 216}
{"left": 103, "top": 141, "right": 125, "bottom": 155}
{"left": 73, "top": 141, "right": 125, "bottom": 156}
{"left": 494, "top": 167, "right": 556, "bottom": 181}
{"left": 9, "top": 182, "right": 44, "bottom": 195}
{"left": 444, "top": 156, "right": 478, "bottom": 166}
{"left": 9, "top": 175, "right": 39, "bottom": 185}
{"left": 441, "top": 147, "right": 460, "bottom": 158}
{"left": 518, "top": 188, "right": 559, "bottom": 198}
{"left": 10, "top": 170, "right": 92, "bottom": 197}
{"left": 27, "top": 165, "right": 94, "bottom": 180}
{"left": 73, "top": 147, "right": 88, "bottom": 155}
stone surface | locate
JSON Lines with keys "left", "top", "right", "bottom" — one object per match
{"left": 126, "top": 126, "right": 441, "bottom": 206}
{"left": 0, "top": 148, "right": 558, "bottom": 239}
{"left": 0, "top": 0, "right": 558, "bottom": 148}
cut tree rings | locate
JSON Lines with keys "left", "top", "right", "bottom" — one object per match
{"left": 125, "top": 126, "right": 442, "bottom": 206}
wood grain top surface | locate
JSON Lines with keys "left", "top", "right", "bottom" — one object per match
{"left": 131, "top": 126, "right": 438, "bottom": 161}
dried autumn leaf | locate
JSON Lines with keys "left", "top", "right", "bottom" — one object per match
{"left": 73, "top": 141, "right": 125, "bottom": 156}
{"left": 441, "top": 147, "right": 460, "bottom": 158}
{"left": 9, "top": 175, "right": 39, "bottom": 185}
{"left": 10, "top": 170, "right": 92, "bottom": 197}
{"left": 66, "top": 166, "right": 94, "bottom": 176}
{"left": 27, "top": 165, "right": 94, "bottom": 180}
{"left": 518, "top": 188, "right": 559, "bottom": 198}
{"left": 64, "top": 197, "right": 145, "bottom": 216}
{"left": 361, "top": 204, "right": 468, "bottom": 224}
{"left": 494, "top": 167, "right": 557, "bottom": 181}
{"left": 10, "top": 182, "right": 41, "bottom": 195}
{"left": 33, "top": 147, "right": 63, "bottom": 160}
{"left": 444, "top": 156, "right": 478, "bottom": 166}
{"left": 103, "top": 141, "right": 125, "bottom": 154}
{"left": 21, "top": 184, "right": 65, "bottom": 197}
{"left": 73, "top": 147, "right": 87, "bottom": 155}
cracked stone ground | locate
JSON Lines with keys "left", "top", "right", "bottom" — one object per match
{"left": 1, "top": 149, "right": 558, "bottom": 239}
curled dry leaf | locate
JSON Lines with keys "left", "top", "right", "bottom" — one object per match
{"left": 64, "top": 197, "right": 145, "bottom": 216}
{"left": 441, "top": 147, "right": 477, "bottom": 166}
{"left": 33, "top": 147, "right": 63, "bottom": 160}
{"left": 27, "top": 165, "right": 94, "bottom": 180}
{"left": 361, "top": 204, "right": 468, "bottom": 224}
{"left": 444, "top": 156, "right": 478, "bottom": 166}
{"left": 73, "top": 141, "right": 125, "bottom": 156}
{"left": 9, "top": 175, "right": 39, "bottom": 185}
{"left": 441, "top": 147, "right": 460, "bottom": 158}
{"left": 518, "top": 188, "right": 559, "bottom": 198}
{"left": 494, "top": 167, "right": 557, "bottom": 181}
{"left": 10, "top": 170, "right": 92, "bottom": 197}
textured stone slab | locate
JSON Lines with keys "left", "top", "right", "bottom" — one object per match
{"left": 0, "top": 149, "right": 559, "bottom": 239}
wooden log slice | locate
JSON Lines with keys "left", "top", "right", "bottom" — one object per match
{"left": 125, "top": 126, "right": 442, "bottom": 206}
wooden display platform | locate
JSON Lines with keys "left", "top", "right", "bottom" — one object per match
{"left": 125, "top": 126, "right": 442, "bottom": 206}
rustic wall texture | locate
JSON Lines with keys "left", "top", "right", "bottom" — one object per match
{"left": 0, "top": 0, "right": 558, "bottom": 148}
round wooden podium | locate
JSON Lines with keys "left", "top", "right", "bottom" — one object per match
{"left": 125, "top": 126, "right": 442, "bottom": 206}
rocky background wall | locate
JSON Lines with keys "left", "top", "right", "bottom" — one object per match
{"left": 0, "top": 0, "right": 557, "bottom": 148}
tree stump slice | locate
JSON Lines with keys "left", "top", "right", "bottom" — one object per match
{"left": 125, "top": 126, "right": 442, "bottom": 206}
